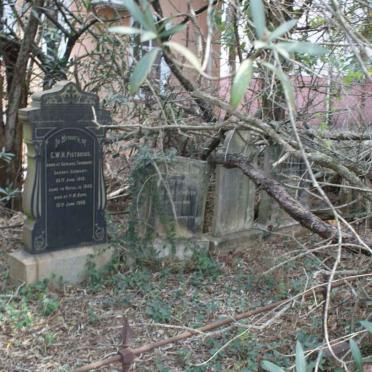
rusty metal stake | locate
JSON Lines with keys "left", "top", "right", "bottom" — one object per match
{"left": 118, "top": 318, "right": 135, "bottom": 371}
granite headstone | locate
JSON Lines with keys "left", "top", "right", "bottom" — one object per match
{"left": 20, "top": 81, "right": 110, "bottom": 253}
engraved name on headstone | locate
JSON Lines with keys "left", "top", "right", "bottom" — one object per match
{"left": 20, "top": 81, "right": 110, "bottom": 253}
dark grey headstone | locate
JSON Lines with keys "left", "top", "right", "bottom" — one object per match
{"left": 20, "top": 81, "right": 110, "bottom": 253}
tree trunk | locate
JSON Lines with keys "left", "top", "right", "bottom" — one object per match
{"left": 3, "top": 0, "right": 43, "bottom": 205}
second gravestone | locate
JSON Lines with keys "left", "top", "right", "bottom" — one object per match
{"left": 20, "top": 81, "right": 110, "bottom": 253}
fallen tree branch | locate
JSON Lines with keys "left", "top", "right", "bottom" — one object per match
{"left": 192, "top": 90, "right": 372, "bottom": 183}
{"left": 0, "top": 223, "right": 23, "bottom": 229}
{"left": 304, "top": 129, "right": 372, "bottom": 141}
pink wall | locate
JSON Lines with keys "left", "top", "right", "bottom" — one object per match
{"left": 293, "top": 77, "right": 372, "bottom": 129}
{"left": 219, "top": 76, "right": 372, "bottom": 129}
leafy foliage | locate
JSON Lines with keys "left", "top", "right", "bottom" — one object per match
{"left": 262, "top": 341, "right": 308, "bottom": 372}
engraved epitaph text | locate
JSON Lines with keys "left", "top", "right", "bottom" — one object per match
{"left": 45, "top": 129, "right": 95, "bottom": 247}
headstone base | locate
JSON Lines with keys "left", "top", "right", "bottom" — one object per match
{"left": 154, "top": 238, "right": 210, "bottom": 260}
{"left": 206, "top": 230, "right": 263, "bottom": 251}
{"left": 7, "top": 244, "right": 112, "bottom": 285}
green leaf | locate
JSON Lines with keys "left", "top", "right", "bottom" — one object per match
{"left": 0, "top": 151, "right": 14, "bottom": 163}
{"left": 114, "top": 0, "right": 156, "bottom": 32}
{"left": 269, "top": 19, "right": 298, "bottom": 41}
{"left": 129, "top": 48, "right": 159, "bottom": 94}
{"left": 250, "top": 0, "right": 266, "bottom": 38}
{"left": 343, "top": 70, "right": 364, "bottom": 85}
{"left": 254, "top": 40, "right": 268, "bottom": 49}
{"left": 275, "top": 45, "right": 290, "bottom": 59}
{"left": 163, "top": 41, "right": 201, "bottom": 71}
{"left": 295, "top": 341, "right": 306, "bottom": 372}
{"left": 141, "top": 31, "right": 157, "bottom": 42}
{"left": 350, "top": 339, "right": 363, "bottom": 372}
{"left": 159, "top": 23, "right": 187, "bottom": 38}
{"left": 277, "top": 41, "right": 328, "bottom": 56}
{"left": 141, "top": 0, "right": 157, "bottom": 32}
{"left": 108, "top": 26, "right": 143, "bottom": 35}
{"left": 261, "top": 360, "right": 286, "bottom": 372}
{"left": 360, "top": 320, "right": 372, "bottom": 333}
{"left": 230, "top": 59, "right": 253, "bottom": 109}
{"left": 109, "top": 27, "right": 157, "bottom": 42}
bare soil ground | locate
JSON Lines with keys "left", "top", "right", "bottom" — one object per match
{"left": 0, "top": 206, "right": 371, "bottom": 371}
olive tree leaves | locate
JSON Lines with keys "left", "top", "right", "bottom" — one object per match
{"left": 251, "top": 0, "right": 266, "bottom": 39}
{"left": 127, "top": 48, "right": 160, "bottom": 94}
{"left": 261, "top": 341, "right": 307, "bottom": 372}
{"left": 229, "top": 0, "right": 328, "bottom": 110}
{"left": 261, "top": 321, "right": 372, "bottom": 372}
{"left": 109, "top": 0, "right": 327, "bottom": 106}
{"left": 108, "top": 0, "right": 200, "bottom": 94}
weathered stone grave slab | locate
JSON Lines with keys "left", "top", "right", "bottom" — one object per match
{"left": 19, "top": 81, "right": 110, "bottom": 253}
{"left": 257, "top": 145, "right": 309, "bottom": 229}
{"left": 138, "top": 156, "right": 210, "bottom": 259}
{"left": 156, "top": 157, "right": 209, "bottom": 237}
{"left": 146, "top": 156, "right": 210, "bottom": 238}
{"left": 212, "top": 130, "right": 256, "bottom": 236}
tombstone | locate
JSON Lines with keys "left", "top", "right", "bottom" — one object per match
{"left": 139, "top": 156, "right": 210, "bottom": 258}
{"left": 257, "top": 145, "right": 309, "bottom": 229}
{"left": 212, "top": 130, "right": 256, "bottom": 235}
{"left": 7, "top": 81, "right": 112, "bottom": 284}
{"left": 208, "top": 130, "right": 261, "bottom": 251}
{"left": 155, "top": 157, "right": 209, "bottom": 237}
